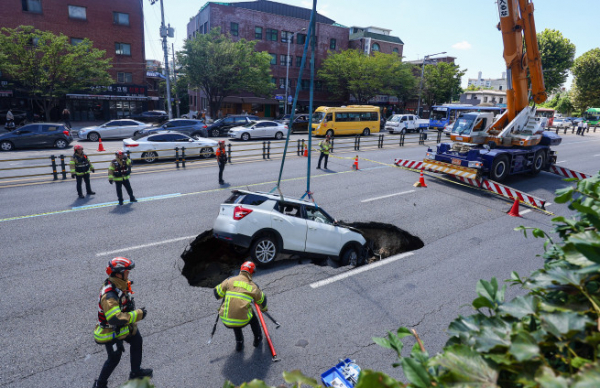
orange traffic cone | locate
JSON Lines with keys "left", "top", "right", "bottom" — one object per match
{"left": 303, "top": 144, "right": 308, "bottom": 157}
{"left": 507, "top": 199, "right": 521, "bottom": 217}
{"left": 413, "top": 169, "right": 427, "bottom": 187}
{"left": 352, "top": 155, "right": 359, "bottom": 170}
{"left": 97, "top": 137, "right": 106, "bottom": 152}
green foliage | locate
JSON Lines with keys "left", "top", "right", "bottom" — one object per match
{"left": 541, "top": 92, "right": 574, "bottom": 116}
{"left": 119, "top": 377, "right": 154, "bottom": 388}
{"left": 178, "top": 27, "right": 272, "bottom": 117}
{"left": 572, "top": 48, "right": 600, "bottom": 112}
{"left": 537, "top": 29, "right": 576, "bottom": 93}
{"left": 422, "top": 62, "right": 465, "bottom": 107}
{"left": 0, "top": 25, "right": 112, "bottom": 120}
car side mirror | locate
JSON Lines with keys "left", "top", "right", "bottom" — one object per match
{"left": 188, "top": 139, "right": 194, "bottom": 142}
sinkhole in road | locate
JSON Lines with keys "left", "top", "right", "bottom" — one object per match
{"left": 180, "top": 222, "right": 424, "bottom": 288}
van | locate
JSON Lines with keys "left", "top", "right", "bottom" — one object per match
{"left": 311, "top": 105, "right": 380, "bottom": 137}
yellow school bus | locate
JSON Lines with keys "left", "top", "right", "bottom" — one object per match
{"left": 311, "top": 105, "right": 380, "bottom": 137}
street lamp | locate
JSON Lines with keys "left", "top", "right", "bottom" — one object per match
{"left": 416, "top": 51, "right": 446, "bottom": 117}
{"left": 284, "top": 27, "right": 306, "bottom": 116}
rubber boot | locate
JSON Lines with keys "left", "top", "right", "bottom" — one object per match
{"left": 253, "top": 335, "right": 262, "bottom": 347}
{"left": 130, "top": 197, "right": 138, "bottom": 203}
{"left": 129, "top": 368, "right": 153, "bottom": 380}
{"left": 235, "top": 340, "right": 244, "bottom": 352}
{"left": 92, "top": 380, "right": 108, "bottom": 388}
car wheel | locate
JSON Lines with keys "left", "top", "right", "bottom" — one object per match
{"left": 141, "top": 151, "right": 158, "bottom": 163}
{"left": 275, "top": 131, "right": 283, "bottom": 140}
{"left": 54, "top": 139, "right": 68, "bottom": 149}
{"left": 0, "top": 140, "right": 14, "bottom": 151}
{"left": 529, "top": 150, "right": 546, "bottom": 175}
{"left": 251, "top": 236, "right": 278, "bottom": 266}
{"left": 200, "top": 147, "right": 213, "bottom": 159}
{"left": 133, "top": 131, "right": 140, "bottom": 137}
{"left": 490, "top": 155, "right": 510, "bottom": 182}
{"left": 362, "top": 128, "right": 370, "bottom": 136}
{"left": 88, "top": 132, "right": 100, "bottom": 142}
{"left": 241, "top": 133, "right": 251, "bottom": 141}
{"left": 211, "top": 129, "right": 220, "bottom": 137}
{"left": 340, "top": 245, "right": 360, "bottom": 267}
{"left": 326, "top": 129, "right": 334, "bottom": 137}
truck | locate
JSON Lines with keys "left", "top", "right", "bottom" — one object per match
{"left": 385, "top": 114, "right": 429, "bottom": 134}
{"left": 423, "top": 0, "right": 562, "bottom": 182}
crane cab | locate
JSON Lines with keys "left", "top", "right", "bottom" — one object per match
{"left": 449, "top": 112, "right": 495, "bottom": 144}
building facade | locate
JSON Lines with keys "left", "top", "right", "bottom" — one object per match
{"left": 467, "top": 71, "right": 508, "bottom": 91}
{"left": 460, "top": 90, "right": 506, "bottom": 106}
{"left": 348, "top": 26, "right": 403, "bottom": 56}
{"left": 0, "top": 0, "right": 147, "bottom": 121}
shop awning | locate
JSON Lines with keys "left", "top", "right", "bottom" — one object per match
{"left": 66, "top": 94, "right": 148, "bottom": 100}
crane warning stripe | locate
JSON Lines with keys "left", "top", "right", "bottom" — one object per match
{"left": 548, "top": 165, "right": 590, "bottom": 180}
{"left": 422, "top": 161, "right": 478, "bottom": 180}
{"left": 451, "top": 175, "right": 546, "bottom": 209}
{"left": 394, "top": 159, "right": 423, "bottom": 170}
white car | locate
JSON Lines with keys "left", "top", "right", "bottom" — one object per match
{"left": 213, "top": 190, "right": 367, "bottom": 267}
{"left": 123, "top": 131, "right": 218, "bottom": 163}
{"left": 78, "top": 120, "right": 152, "bottom": 142}
{"left": 228, "top": 120, "right": 288, "bottom": 141}
{"left": 552, "top": 118, "right": 569, "bottom": 128}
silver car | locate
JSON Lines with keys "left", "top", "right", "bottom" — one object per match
{"left": 78, "top": 119, "right": 152, "bottom": 142}
{"left": 228, "top": 120, "right": 288, "bottom": 141}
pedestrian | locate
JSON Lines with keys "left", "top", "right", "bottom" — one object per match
{"left": 92, "top": 257, "right": 152, "bottom": 388}
{"left": 218, "top": 110, "right": 223, "bottom": 119}
{"left": 583, "top": 120, "right": 588, "bottom": 135}
{"left": 316, "top": 135, "right": 331, "bottom": 170}
{"left": 108, "top": 150, "right": 137, "bottom": 206}
{"left": 5, "top": 108, "right": 15, "bottom": 130}
{"left": 577, "top": 120, "right": 584, "bottom": 136}
{"left": 62, "top": 108, "right": 71, "bottom": 130}
{"left": 201, "top": 110, "right": 206, "bottom": 122}
{"left": 216, "top": 141, "right": 227, "bottom": 185}
{"left": 214, "top": 261, "right": 267, "bottom": 352}
{"left": 70, "top": 144, "right": 96, "bottom": 199}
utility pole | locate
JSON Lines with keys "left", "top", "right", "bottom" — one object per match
{"left": 172, "top": 43, "right": 180, "bottom": 118}
{"left": 150, "top": 0, "right": 173, "bottom": 120}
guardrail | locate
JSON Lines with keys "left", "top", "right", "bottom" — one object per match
{"left": 554, "top": 125, "right": 598, "bottom": 135}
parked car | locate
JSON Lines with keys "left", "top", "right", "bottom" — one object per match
{"left": 206, "top": 115, "right": 259, "bottom": 137}
{"left": 213, "top": 189, "right": 367, "bottom": 266}
{"left": 123, "top": 131, "right": 218, "bottom": 163}
{"left": 131, "top": 110, "right": 168, "bottom": 123}
{"left": 279, "top": 114, "right": 310, "bottom": 133}
{"left": 139, "top": 119, "right": 208, "bottom": 139}
{"left": 0, "top": 123, "right": 73, "bottom": 151}
{"left": 181, "top": 110, "right": 198, "bottom": 119}
{"left": 552, "top": 118, "right": 570, "bottom": 129}
{"left": 228, "top": 120, "right": 288, "bottom": 141}
{"left": 77, "top": 119, "right": 152, "bottom": 141}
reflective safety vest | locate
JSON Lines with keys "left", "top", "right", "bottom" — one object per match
{"left": 216, "top": 147, "right": 227, "bottom": 164}
{"left": 108, "top": 158, "right": 131, "bottom": 181}
{"left": 215, "top": 272, "right": 265, "bottom": 327}
{"left": 319, "top": 141, "right": 331, "bottom": 155}
{"left": 70, "top": 153, "right": 93, "bottom": 175}
{"left": 93, "top": 279, "right": 141, "bottom": 344}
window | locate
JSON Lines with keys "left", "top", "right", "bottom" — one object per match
{"left": 113, "top": 12, "right": 129, "bottom": 26}
{"left": 230, "top": 22, "right": 238, "bottom": 36}
{"left": 281, "top": 31, "right": 294, "bottom": 43}
{"left": 296, "top": 33, "right": 306, "bottom": 45}
{"left": 269, "top": 53, "right": 277, "bottom": 65}
{"left": 117, "top": 72, "right": 133, "bottom": 83}
{"left": 115, "top": 43, "right": 131, "bottom": 56}
{"left": 271, "top": 77, "right": 276, "bottom": 85}
{"left": 280, "top": 55, "right": 292, "bottom": 66}
{"left": 499, "top": 85, "right": 503, "bottom": 90}
{"left": 372, "top": 43, "right": 380, "bottom": 52}
{"left": 255, "top": 26, "right": 262, "bottom": 40}
{"left": 71, "top": 38, "right": 84, "bottom": 45}
{"left": 393, "top": 48, "right": 399, "bottom": 54}
{"left": 296, "top": 56, "right": 303, "bottom": 67}
{"left": 301, "top": 79, "right": 310, "bottom": 90}
{"left": 329, "top": 38, "right": 336, "bottom": 50}
{"left": 203, "top": 22, "right": 208, "bottom": 34}
{"left": 499, "top": 98, "right": 504, "bottom": 103}
{"left": 68, "top": 5, "right": 87, "bottom": 20}
{"left": 266, "top": 29, "right": 278, "bottom": 41}
{"left": 22, "top": 0, "right": 42, "bottom": 13}
{"left": 484, "top": 97, "right": 488, "bottom": 103}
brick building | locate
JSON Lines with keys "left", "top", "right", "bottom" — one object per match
{"left": 348, "top": 26, "right": 403, "bottom": 56}
{"left": 0, "top": 0, "right": 147, "bottom": 121}
{"left": 187, "top": 0, "right": 350, "bottom": 118}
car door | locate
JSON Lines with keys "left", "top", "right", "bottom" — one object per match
{"left": 304, "top": 205, "right": 342, "bottom": 255}
{"left": 13, "top": 124, "right": 43, "bottom": 147}
{"left": 118, "top": 120, "right": 142, "bottom": 138}
{"left": 169, "top": 133, "right": 199, "bottom": 154}
{"left": 261, "top": 122, "right": 279, "bottom": 138}
{"left": 221, "top": 117, "right": 236, "bottom": 134}
{"left": 271, "top": 202, "right": 307, "bottom": 252}
{"left": 101, "top": 121, "right": 122, "bottom": 139}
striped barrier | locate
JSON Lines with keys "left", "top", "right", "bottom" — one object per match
{"left": 547, "top": 165, "right": 590, "bottom": 180}
{"left": 451, "top": 175, "right": 547, "bottom": 209}
{"left": 395, "top": 158, "right": 479, "bottom": 180}
{"left": 394, "top": 158, "right": 423, "bottom": 170}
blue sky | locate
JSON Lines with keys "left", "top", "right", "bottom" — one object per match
{"left": 143, "top": 0, "right": 600, "bottom": 89}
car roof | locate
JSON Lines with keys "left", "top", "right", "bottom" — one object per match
{"left": 231, "top": 189, "right": 315, "bottom": 206}
{"left": 140, "top": 130, "right": 190, "bottom": 138}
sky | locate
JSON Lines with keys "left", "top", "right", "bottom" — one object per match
{"left": 143, "top": 0, "right": 600, "bottom": 89}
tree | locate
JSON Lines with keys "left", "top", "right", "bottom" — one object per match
{"left": 537, "top": 29, "right": 576, "bottom": 93}
{"left": 542, "top": 91, "right": 574, "bottom": 116}
{"left": 391, "top": 62, "right": 419, "bottom": 112}
{"left": 0, "top": 26, "right": 112, "bottom": 120}
{"left": 178, "top": 28, "right": 273, "bottom": 117}
{"left": 422, "top": 62, "right": 465, "bottom": 107}
{"left": 571, "top": 48, "right": 600, "bottom": 112}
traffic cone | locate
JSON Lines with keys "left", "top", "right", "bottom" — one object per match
{"left": 413, "top": 169, "right": 427, "bottom": 187}
{"left": 507, "top": 199, "right": 521, "bottom": 217}
{"left": 97, "top": 138, "right": 105, "bottom": 152}
{"left": 352, "top": 155, "right": 359, "bottom": 170}
{"left": 303, "top": 144, "right": 308, "bottom": 157}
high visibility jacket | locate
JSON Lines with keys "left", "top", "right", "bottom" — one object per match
{"left": 216, "top": 147, "right": 227, "bottom": 165}
{"left": 93, "top": 277, "right": 143, "bottom": 344}
{"left": 319, "top": 141, "right": 331, "bottom": 155}
{"left": 214, "top": 271, "right": 266, "bottom": 328}
{"left": 69, "top": 153, "right": 93, "bottom": 175}
{"left": 108, "top": 158, "right": 132, "bottom": 181}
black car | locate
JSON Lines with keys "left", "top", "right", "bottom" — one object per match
{"left": 131, "top": 110, "right": 168, "bottom": 124}
{"left": 139, "top": 119, "right": 208, "bottom": 138}
{"left": 206, "top": 115, "right": 259, "bottom": 137}
{"left": 0, "top": 123, "right": 73, "bottom": 151}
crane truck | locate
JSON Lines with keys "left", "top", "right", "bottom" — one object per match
{"left": 423, "top": 0, "right": 562, "bottom": 182}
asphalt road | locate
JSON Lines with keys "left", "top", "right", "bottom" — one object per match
{"left": 0, "top": 132, "right": 598, "bottom": 387}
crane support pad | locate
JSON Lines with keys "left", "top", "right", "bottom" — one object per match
{"left": 547, "top": 165, "right": 590, "bottom": 180}
{"left": 452, "top": 175, "right": 546, "bottom": 209}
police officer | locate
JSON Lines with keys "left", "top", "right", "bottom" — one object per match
{"left": 92, "top": 257, "right": 152, "bottom": 388}
{"left": 317, "top": 135, "right": 331, "bottom": 169}
{"left": 108, "top": 150, "right": 137, "bottom": 205}
{"left": 70, "top": 145, "right": 95, "bottom": 198}
{"left": 214, "top": 261, "right": 267, "bottom": 351}
{"left": 216, "top": 141, "right": 227, "bottom": 185}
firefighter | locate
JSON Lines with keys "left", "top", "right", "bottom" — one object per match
{"left": 216, "top": 141, "right": 227, "bottom": 185}
{"left": 317, "top": 135, "right": 331, "bottom": 169}
{"left": 214, "top": 261, "right": 267, "bottom": 351}
{"left": 70, "top": 144, "right": 96, "bottom": 198}
{"left": 108, "top": 150, "right": 137, "bottom": 205}
{"left": 92, "top": 257, "right": 152, "bottom": 388}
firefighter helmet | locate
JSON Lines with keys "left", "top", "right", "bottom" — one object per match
{"left": 74, "top": 144, "right": 83, "bottom": 151}
{"left": 106, "top": 257, "right": 135, "bottom": 276}
{"left": 115, "top": 150, "right": 124, "bottom": 157}
{"left": 240, "top": 261, "right": 256, "bottom": 275}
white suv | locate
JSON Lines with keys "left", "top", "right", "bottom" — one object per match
{"left": 213, "top": 190, "right": 367, "bottom": 267}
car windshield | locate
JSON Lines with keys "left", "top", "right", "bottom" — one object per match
{"left": 312, "top": 112, "right": 326, "bottom": 123}
{"left": 388, "top": 116, "right": 401, "bottom": 123}
{"left": 452, "top": 117, "right": 475, "bottom": 135}
{"left": 212, "top": 118, "right": 224, "bottom": 125}
{"left": 241, "top": 122, "right": 256, "bottom": 128}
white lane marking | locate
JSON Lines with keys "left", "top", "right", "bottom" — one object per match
{"left": 72, "top": 193, "right": 181, "bottom": 209}
{"left": 594, "top": 154, "right": 600, "bottom": 157}
{"left": 96, "top": 235, "right": 197, "bottom": 257}
{"left": 361, "top": 190, "right": 416, "bottom": 203}
{"left": 310, "top": 252, "right": 414, "bottom": 289}
{"left": 555, "top": 160, "right": 566, "bottom": 164}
